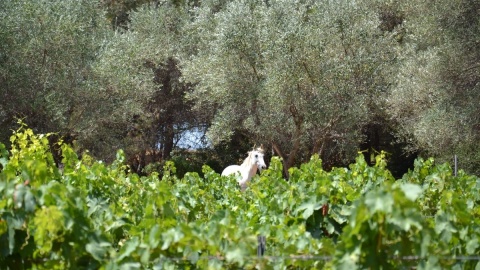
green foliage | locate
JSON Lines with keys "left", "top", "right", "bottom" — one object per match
{"left": 2, "top": 0, "right": 478, "bottom": 174}
{"left": 181, "top": 0, "right": 402, "bottom": 170}
{"left": 0, "top": 0, "right": 112, "bottom": 142}
{"left": 90, "top": 2, "right": 198, "bottom": 162}
{"left": 1, "top": 128, "right": 480, "bottom": 269}
{"left": 384, "top": 0, "right": 480, "bottom": 174}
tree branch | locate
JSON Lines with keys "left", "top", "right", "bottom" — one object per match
{"left": 272, "top": 142, "right": 285, "bottom": 161}
{"left": 302, "top": 61, "right": 316, "bottom": 86}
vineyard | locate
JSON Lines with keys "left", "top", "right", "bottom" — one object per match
{"left": 1, "top": 128, "right": 480, "bottom": 269}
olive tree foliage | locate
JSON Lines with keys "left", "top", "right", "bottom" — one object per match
{"left": 0, "top": 0, "right": 196, "bottom": 163}
{"left": 181, "top": 0, "right": 397, "bottom": 172}
{"left": 92, "top": 2, "right": 201, "bottom": 164}
{"left": 0, "top": 0, "right": 111, "bottom": 146}
{"left": 101, "top": 0, "right": 158, "bottom": 29}
{"left": 384, "top": 0, "right": 480, "bottom": 174}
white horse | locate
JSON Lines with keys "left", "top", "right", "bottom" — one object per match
{"left": 221, "top": 145, "right": 267, "bottom": 191}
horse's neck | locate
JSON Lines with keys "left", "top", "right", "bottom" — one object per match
{"left": 247, "top": 163, "right": 258, "bottom": 178}
{"left": 241, "top": 155, "right": 258, "bottom": 179}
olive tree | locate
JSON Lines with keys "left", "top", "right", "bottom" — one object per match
{"left": 384, "top": 0, "right": 480, "bottom": 174}
{"left": 0, "top": 0, "right": 199, "bottom": 164}
{"left": 0, "top": 0, "right": 112, "bottom": 146}
{"left": 181, "top": 0, "right": 396, "bottom": 173}
{"left": 91, "top": 2, "right": 205, "bottom": 167}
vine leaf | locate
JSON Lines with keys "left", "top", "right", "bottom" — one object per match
{"left": 400, "top": 183, "right": 422, "bottom": 201}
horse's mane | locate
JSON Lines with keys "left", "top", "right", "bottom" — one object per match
{"left": 241, "top": 153, "right": 252, "bottom": 167}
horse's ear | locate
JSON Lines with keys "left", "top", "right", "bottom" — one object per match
{"left": 252, "top": 144, "right": 256, "bottom": 150}
{"left": 258, "top": 144, "right": 265, "bottom": 153}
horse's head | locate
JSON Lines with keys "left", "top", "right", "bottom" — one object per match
{"left": 251, "top": 144, "right": 267, "bottom": 172}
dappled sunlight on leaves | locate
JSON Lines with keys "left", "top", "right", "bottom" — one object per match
{"left": 1, "top": 128, "right": 480, "bottom": 269}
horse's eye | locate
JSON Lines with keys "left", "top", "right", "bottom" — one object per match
{"left": 255, "top": 154, "right": 258, "bottom": 158}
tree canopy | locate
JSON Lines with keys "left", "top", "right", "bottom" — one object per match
{"left": 0, "top": 0, "right": 478, "bottom": 174}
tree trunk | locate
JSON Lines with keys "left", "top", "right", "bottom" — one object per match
{"left": 162, "top": 120, "right": 175, "bottom": 159}
{"left": 271, "top": 104, "right": 304, "bottom": 179}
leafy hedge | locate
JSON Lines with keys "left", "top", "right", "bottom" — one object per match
{"left": 1, "top": 128, "right": 480, "bottom": 269}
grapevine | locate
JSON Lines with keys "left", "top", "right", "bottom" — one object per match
{"left": 1, "top": 128, "right": 479, "bottom": 269}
